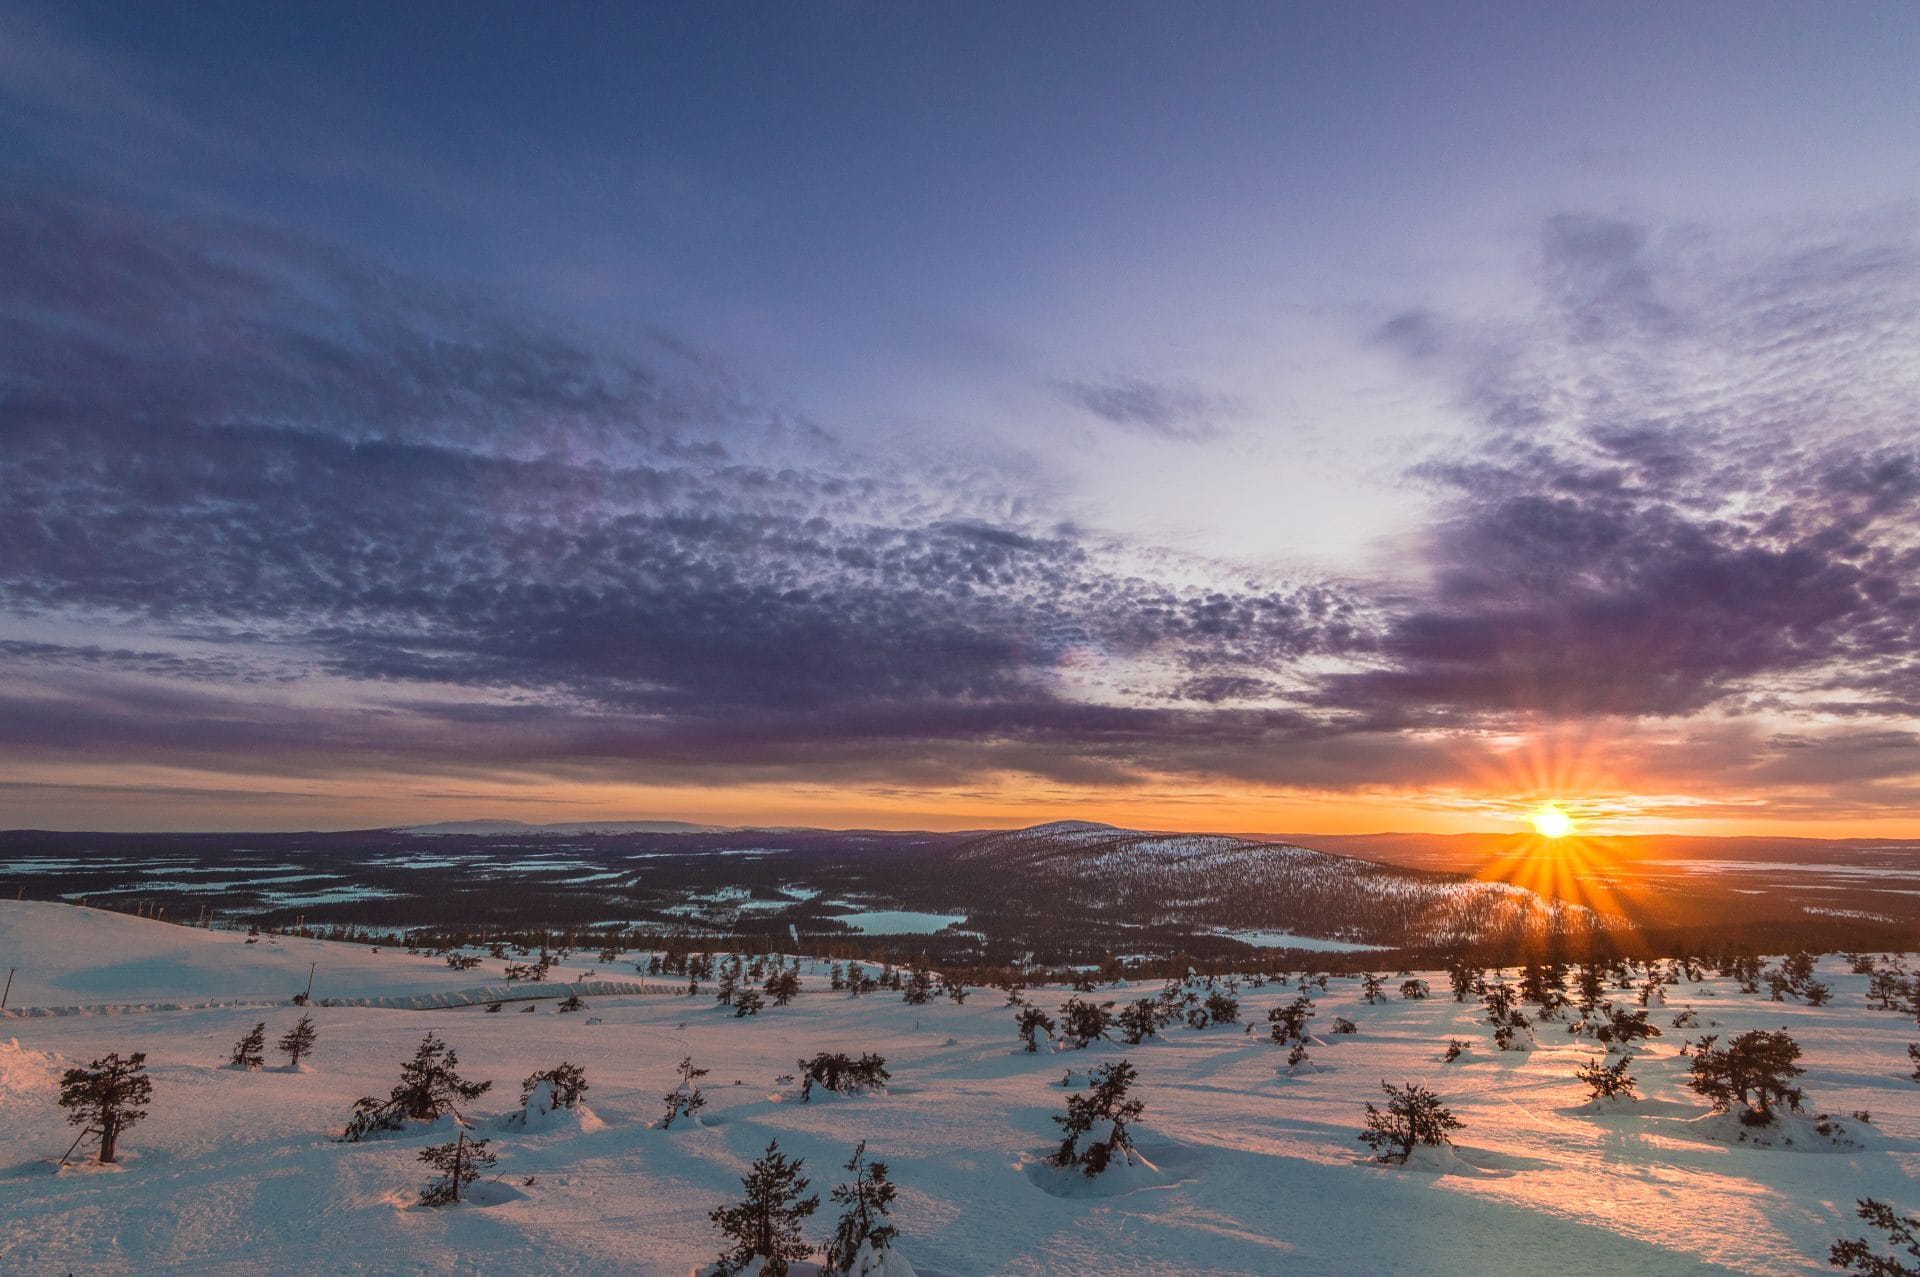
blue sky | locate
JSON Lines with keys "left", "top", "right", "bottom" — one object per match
{"left": 2, "top": 2, "right": 1919, "bottom": 831}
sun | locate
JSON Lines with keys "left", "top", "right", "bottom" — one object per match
{"left": 1530, "top": 804, "right": 1577, "bottom": 839}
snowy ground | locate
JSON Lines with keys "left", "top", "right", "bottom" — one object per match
{"left": 2, "top": 901, "right": 1916, "bottom": 1275}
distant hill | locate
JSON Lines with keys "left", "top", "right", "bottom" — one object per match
{"left": 398, "top": 819, "right": 724, "bottom": 836}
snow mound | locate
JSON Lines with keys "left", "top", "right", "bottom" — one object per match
{"left": 506, "top": 1081, "right": 606, "bottom": 1134}
{"left": 1023, "top": 1149, "right": 1170, "bottom": 1198}
{"left": 1681, "top": 1110, "right": 1871, "bottom": 1151}
{"left": 1398, "top": 1142, "right": 1477, "bottom": 1175}
{"left": 841, "top": 1241, "right": 917, "bottom": 1277}
{"left": 0, "top": 1037, "right": 59, "bottom": 1099}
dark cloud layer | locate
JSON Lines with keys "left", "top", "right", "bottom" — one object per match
{"left": 4, "top": 183, "right": 1919, "bottom": 810}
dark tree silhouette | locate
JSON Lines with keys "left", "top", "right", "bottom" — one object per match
{"left": 708, "top": 1139, "right": 820, "bottom": 1277}
{"left": 662, "top": 1055, "right": 709, "bottom": 1128}
{"left": 418, "top": 1130, "right": 495, "bottom": 1206}
{"left": 58, "top": 1052, "right": 152, "bottom": 1165}
{"left": 341, "top": 1033, "right": 492, "bottom": 1141}
{"left": 1050, "top": 1059, "right": 1145, "bottom": 1177}
{"left": 278, "top": 1014, "right": 318, "bottom": 1068}
{"left": 1359, "top": 1081, "right": 1462, "bottom": 1164}
{"left": 228, "top": 1022, "right": 267, "bottom": 1070}
{"left": 825, "top": 1140, "right": 899, "bottom": 1274}
{"left": 1830, "top": 1198, "right": 1920, "bottom": 1276}
{"left": 1689, "top": 1029, "right": 1806, "bottom": 1125}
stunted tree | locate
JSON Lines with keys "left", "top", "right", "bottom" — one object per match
{"left": 1596, "top": 1005, "right": 1662, "bottom": 1052}
{"left": 1118, "top": 999, "right": 1164, "bottom": 1045}
{"left": 766, "top": 966, "right": 802, "bottom": 1006}
{"left": 521, "top": 1061, "right": 588, "bottom": 1112}
{"left": 1577, "top": 1054, "right": 1638, "bottom": 1101}
{"left": 278, "top": 1014, "right": 318, "bottom": 1068}
{"left": 1268, "top": 992, "right": 1314, "bottom": 1046}
{"left": 901, "top": 965, "right": 938, "bottom": 1005}
{"left": 1689, "top": 1028, "right": 1805, "bottom": 1125}
{"left": 228, "top": 1022, "right": 267, "bottom": 1070}
{"left": 418, "top": 1130, "right": 496, "bottom": 1206}
{"left": 709, "top": 1139, "right": 820, "bottom": 1277}
{"left": 342, "top": 1032, "right": 492, "bottom": 1141}
{"left": 58, "top": 1051, "right": 152, "bottom": 1165}
{"left": 1360, "top": 973, "right": 1387, "bottom": 1004}
{"left": 733, "top": 989, "right": 767, "bottom": 1018}
{"left": 798, "top": 1052, "right": 889, "bottom": 1101}
{"left": 1058, "top": 996, "right": 1115, "bottom": 1048}
{"left": 825, "top": 1140, "right": 899, "bottom": 1274}
{"left": 1359, "top": 1081, "right": 1462, "bottom": 1164}
{"left": 1017, "top": 1006, "right": 1055, "bottom": 1052}
{"left": 662, "top": 1055, "right": 709, "bottom": 1128}
{"left": 1909, "top": 1043, "right": 1919, "bottom": 1084}
{"left": 1050, "top": 1059, "right": 1145, "bottom": 1177}
{"left": 1831, "top": 1197, "right": 1920, "bottom": 1276}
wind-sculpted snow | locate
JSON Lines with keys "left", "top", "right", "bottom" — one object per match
{"left": 950, "top": 826, "right": 1603, "bottom": 949}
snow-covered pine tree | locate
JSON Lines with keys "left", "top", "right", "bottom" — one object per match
{"left": 662, "top": 1055, "right": 709, "bottom": 1128}
{"left": 1688, "top": 1028, "right": 1806, "bottom": 1125}
{"left": 733, "top": 988, "right": 767, "bottom": 1017}
{"left": 228, "top": 1022, "right": 267, "bottom": 1070}
{"left": 1268, "top": 991, "right": 1314, "bottom": 1045}
{"left": 521, "top": 1061, "right": 588, "bottom": 1111}
{"left": 708, "top": 1139, "right": 820, "bottom": 1277}
{"left": 1058, "top": 996, "right": 1116, "bottom": 1048}
{"left": 1576, "top": 1054, "right": 1638, "bottom": 1101}
{"left": 1358, "top": 1081, "right": 1462, "bottom": 1164}
{"left": 418, "top": 1130, "right": 495, "bottom": 1206}
{"left": 798, "top": 1051, "right": 889, "bottom": 1101}
{"left": 1049, "top": 1058, "right": 1145, "bottom": 1176}
{"left": 825, "top": 1140, "right": 900, "bottom": 1275}
{"left": 1016, "top": 1005, "right": 1056, "bottom": 1052}
{"left": 1360, "top": 973, "right": 1386, "bottom": 1004}
{"left": 341, "top": 1032, "right": 492, "bottom": 1141}
{"left": 1400, "top": 979, "right": 1430, "bottom": 1000}
{"left": 1118, "top": 999, "right": 1162, "bottom": 1045}
{"left": 556, "top": 992, "right": 585, "bottom": 1013}
{"left": 278, "top": 1014, "right": 318, "bottom": 1068}
{"left": 57, "top": 1051, "right": 152, "bottom": 1165}
{"left": 1596, "top": 1004, "right": 1662, "bottom": 1052}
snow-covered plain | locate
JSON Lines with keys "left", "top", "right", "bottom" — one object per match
{"left": 2, "top": 901, "right": 1917, "bottom": 1275}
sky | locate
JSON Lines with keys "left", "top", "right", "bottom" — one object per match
{"left": 2, "top": 2, "right": 1919, "bottom": 835}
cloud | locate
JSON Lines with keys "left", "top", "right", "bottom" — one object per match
{"left": 1054, "top": 374, "right": 1238, "bottom": 441}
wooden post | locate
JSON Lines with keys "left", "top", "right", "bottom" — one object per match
{"left": 304, "top": 961, "right": 317, "bottom": 1002}
{"left": 1, "top": 966, "right": 13, "bottom": 1010}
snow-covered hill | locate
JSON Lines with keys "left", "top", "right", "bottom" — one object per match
{"left": 947, "top": 823, "right": 1597, "bottom": 948}
{"left": 2, "top": 901, "right": 1916, "bottom": 1274}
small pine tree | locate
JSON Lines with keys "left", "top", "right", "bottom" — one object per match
{"left": 825, "top": 1140, "right": 899, "bottom": 1274}
{"left": 1118, "top": 998, "right": 1162, "bottom": 1045}
{"left": 1050, "top": 1059, "right": 1145, "bottom": 1177}
{"left": 1400, "top": 979, "right": 1431, "bottom": 1000}
{"left": 766, "top": 967, "right": 802, "bottom": 1006}
{"left": 733, "top": 989, "right": 767, "bottom": 1018}
{"left": 228, "top": 1022, "right": 267, "bottom": 1070}
{"left": 556, "top": 992, "right": 585, "bottom": 1013}
{"left": 1058, "top": 996, "right": 1115, "bottom": 1048}
{"left": 1358, "top": 1081, "right": 1462, "bottom": 1164}
{"left": 1360, "top": 973, "right": 1386, "bottom": 1004}
{"left": 57, "top": 1051, "right": 152, "bottom": 1164}
{"left": 278, "top": 1014, "right": 318, "bottom": 1068}
{"left": 1830, "top": 1197, "right": 1920, "bottom": 1276}
{"left": 1442, "top": 1038, "right": 1468, "bottom": 1062}
{"left": 1689, "top": 1028, "right": 1806, "bottom": 1125}
{"left": 1597, "top": 1005, "right": 1662, "bottom": 1052}
{"left": 798, "top": 1052, "right": 890, "bottom": 1101}
{"left": 901, "top": 965, "right": 938, "bottom": 1005}
{"left": 1017, "top": 1006, "right": 1056, "bottom": 1052}
{"left": 418, "top": 1130, "right": 496, "bottom": 1206}
{"left": 708, "top": 1139, "right": 820, "bottom": 1277}
{"left": 341, "top": 1032, "right": 492, "bottom": 1142}
{"left": 662, "top": 1055, "right": 709, "bottom": 1128}
{"left": 1909, "top": 1043, "right": 1919, "bottom": 1084}
{"left": 1268, "top": 992, "right": 1314, "bottom": 1045}
{"left": 521, "top": 1061, "right": 588, "bottom": 1111}
{"left": 1577, "top": 1054, "right": 1638, "bottom": 1101}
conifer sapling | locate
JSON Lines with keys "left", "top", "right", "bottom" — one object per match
{"left": 57, "top": 1051, "right": 152, "bottom": 1165}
